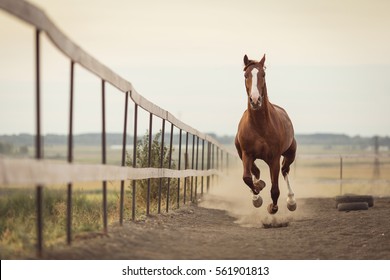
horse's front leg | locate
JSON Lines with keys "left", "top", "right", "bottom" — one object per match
{"left": 251, "top": 162, "right": 266, "bottom": 191}
{"left": 242, "top": 153, "right": 264, "bottom": 208}
{"left": 241, "top": 153, "right": 258, "bottom": 193}
{"left": 267, "top": 159, "right": 280, "bottom": 214}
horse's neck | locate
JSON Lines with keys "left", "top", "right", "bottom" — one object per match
{"left": 248, "top": 84, "right": 272, "bottom": 125}
{"left": 248, "top": 102, "right": 270, "bottom": 125}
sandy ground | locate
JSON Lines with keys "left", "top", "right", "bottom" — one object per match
{"left": 38, "top": 166, "right": 390, "bottom": 260}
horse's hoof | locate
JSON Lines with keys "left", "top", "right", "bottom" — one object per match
{"left": 267, "top": 203, "right": 278, "bottom": 214}
{"left": 254, "top": 179, "right": 266, "bottom": 191}
{"left": 287, "top": 202, "right": 297, "bottom": 211}
{"left": 252, "top": 194, "right": 263, "bottom": 208}
{"left": 287, "top": 196, "right": 297, "bottom": 211}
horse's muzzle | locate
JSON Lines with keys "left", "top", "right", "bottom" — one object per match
{"left": 249, "top": 97, "right": 262, "bottom": 110}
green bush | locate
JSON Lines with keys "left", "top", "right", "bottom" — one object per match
{"left": 126, "top": 130, "right": 178, "bottom": 212}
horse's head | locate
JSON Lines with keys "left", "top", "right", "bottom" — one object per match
{"left": 243, "top": 54, "right": 266, "bottom": 110}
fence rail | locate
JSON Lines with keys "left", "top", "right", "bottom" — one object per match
{"left": 0, "top": 158, "right": 221, "bottom": 185}
{"left": 0, "top": 0, "right": 234, "bottom": 258}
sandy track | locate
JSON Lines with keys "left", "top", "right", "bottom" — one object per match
{"left": 38, "top": 166, "right": 390, "bottom": 260}
{"left": 40, "top": 196, "right": 390, "bottom": 260}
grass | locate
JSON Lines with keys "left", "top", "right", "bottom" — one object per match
{"left": 0, "top": 176, "right": 203, "bottom": 259}
{"left": 0, "top": 186, "right": 121, "bottom": 259}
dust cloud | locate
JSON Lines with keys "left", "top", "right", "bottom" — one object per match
{"left": 199, "top": 161, "right": 307, "bottom": 228}
{"left": 200, "top": 157, "right": 390, "bottom": 228}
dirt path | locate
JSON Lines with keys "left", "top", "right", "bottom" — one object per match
{"left": 37, "top": 167, "right": 390, "bottom": 260}
{"left": 42, "top": 195, "right": 390, "bottom": 260}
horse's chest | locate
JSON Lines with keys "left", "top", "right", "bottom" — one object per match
{"left": 241, "top": 135, "right": 275, "bottom": 159}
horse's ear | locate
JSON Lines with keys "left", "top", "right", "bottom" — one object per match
{"left": 259, "top": 54, "right": 266, "bottom": 66}
{"left": 243, "top": 54, "right": 249, "bottom": 66}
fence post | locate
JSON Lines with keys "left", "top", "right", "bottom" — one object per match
{"left": 226, "top": 152, "right": 229, "bottom": 175}
{"left": 120, "top": 91, "right": 129, "bottom": 225}
{"left": 166, "top": 123, "right": 174, "bottom": 213}
{"left": 158, "top": 119, "right": 165, "bottom": 214}
{"left": 216, "top": 146, "right": 219, "bottom": 171}
{"left": 184, "top": 132, "right": 189, "bottom": 204}
{"left": 101, "top": 80, "right": 108, "bottom": 234}
{"left": 132, "top": 103, "right": 138, "bottom": 220}
{"left": 177, "top": 129, "right": 182, "bottom": 208}
{"left": 35, "top": 30, "right": 42, "bottom": 159}
{"left": 190, "top": 134, "right": 195, "bottom": 202}
{"left": 36, "top": 186, "right": 43, "bottom": 258}
{"left": 194, "top": 136, "right": 199, "bottom": 201}
{"left": 212, "top": 144, "right": 215, "bottom": 187}
{"left": 207, "top": 142, "right": 211, "bottom": 192}
{"left": 339, "top": 156, "right": 343, "bottom": 195}
{"left": 34, "top": 28, "right": 43, "bottom": 258}
{"left": 201, "top": 139, "right": 205, "bottom": 195}
{"left": 66, "top": 60, "right": 74, "bottom": 245}
{"left": 146, "top": 113, "right": 153, "bottom": 216}
{"left": 221, "top": 150, "right": 224, "bottom": 172}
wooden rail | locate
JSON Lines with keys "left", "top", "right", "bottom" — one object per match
{"left": 0, "top": 0, "right": 234, "bottom": 258}
{"left": 0, "top": 158, "right": 221, "bottom": 185}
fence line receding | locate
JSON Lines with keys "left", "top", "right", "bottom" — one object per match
{"left": 0, "top": 0, "right": 234, "bottom": 258}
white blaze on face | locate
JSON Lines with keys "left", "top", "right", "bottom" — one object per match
{"left": 250, "top": 68, "right": 261, "bottom": 105}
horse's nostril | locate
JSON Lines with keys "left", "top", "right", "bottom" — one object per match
{"left": 250, "top": 97, "right": 258, "bottom": 105}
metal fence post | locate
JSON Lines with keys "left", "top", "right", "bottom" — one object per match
{"left": 132, "top": 103, "right": 138, "bottom": 220}
{"left": 190, "top": 134, "right": 195, "bottom": 202}
{"left": 221, "top": 149, "right": 223, "bottom": 172}
{"left": 177, "top": 129, "right": 182, "bottom": 208}
{"left": 184, "top": 132, "right": 189, "bottom": 204}
{"left": 66, "top": 60, "right": 74, "bottom": 245}
{"left": 201, "top": 139, "right": 205, "bottom": 195}
{"left": 101, "top": 80, "right": 107, "bottom": 234}
{"left": 120, "top": 91, "right": 129, "bottom": 225}
{"left": 35, "top": 28, "right": 43, "bottom": 258}
{"left": 339, "top": 156, "right": 343, "bottom": 195}
{"left": 194, "top": 136, "right": 199, "bottom": 201}
{"left": 158, "top": 119, "right": 165, "bottom": 214}
{"left": 166, "top": 123, "right": 174, "bottom": 212}
{"left": 146, "top": 113, "right": 153, "bottom": 215}
{"left": 207, "top": 142, "right": 211, "bottom": 192}
{"left": 35, "top": 30, "right": 42, "bottom": 159}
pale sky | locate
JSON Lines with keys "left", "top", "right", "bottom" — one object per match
{"left": 1, "top": 0, "right": 390, "bottom": 136}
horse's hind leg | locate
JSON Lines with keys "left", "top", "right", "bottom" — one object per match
{"left": 282, "top": 138, "right": 297, "bottom": 211}
{"left": 285, "top": 174, "right": 296, "bottom": 211}
{"left": 282, "top": 138, "right": 297, "bottom": 177}
{"left": 267, "top": 159, "right": 280, "bottom": 214}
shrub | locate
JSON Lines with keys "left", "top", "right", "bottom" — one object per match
{"left": 126, "top": 130, "right": 178, "bottom": 213}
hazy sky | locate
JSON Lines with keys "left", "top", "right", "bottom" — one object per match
{"left": 1, "top": 0, "right": 390, "bottom": 136}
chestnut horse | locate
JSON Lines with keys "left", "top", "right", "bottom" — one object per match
{"left": 235, "top": 54, "right": 297, "bottom": 214}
